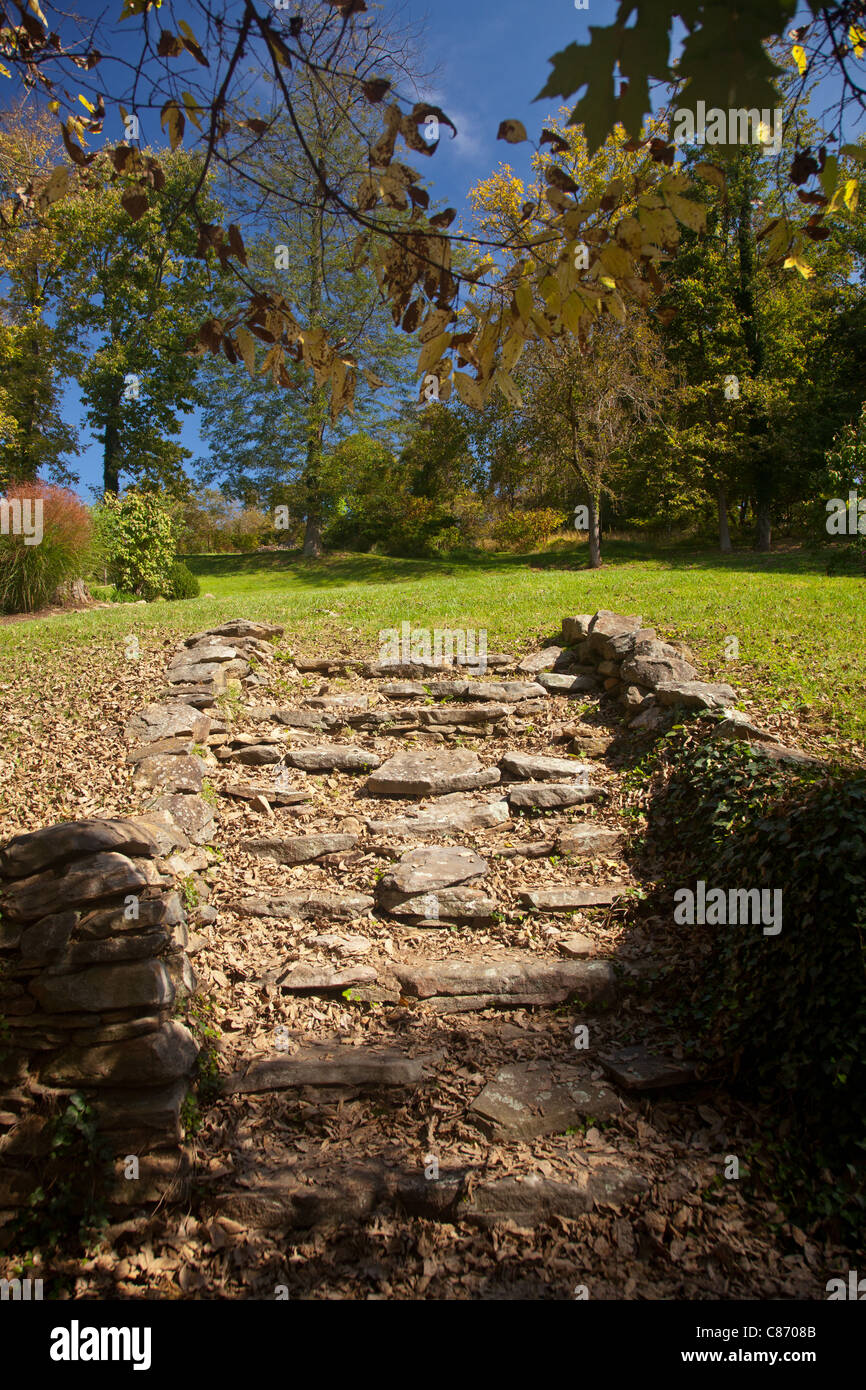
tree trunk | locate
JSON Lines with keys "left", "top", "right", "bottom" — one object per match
{"left": 735, "top": 158, "right": 774, "bottom": 553}
{"left": 718, "top": 488, "right": 732, "bottom": 553}
{"left": 302, "top": 511, "right": 323, "bottom": 558}
{"left": 103, "top": 410, "right": 121, "bottom": 496}
{"left": 302, "top": 168, "right": 326, "bottom": 559}
{"left": 587, "top": 491, "right": 602, "bottom": 568}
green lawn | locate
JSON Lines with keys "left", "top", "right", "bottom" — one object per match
{"left": 2, "top": 539, "right": 864, "bottom": 752}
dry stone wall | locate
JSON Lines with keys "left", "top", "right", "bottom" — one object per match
{"left": 0, "top": 617, "right": 285, "bottom": 1217}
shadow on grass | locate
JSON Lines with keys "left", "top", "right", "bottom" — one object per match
{"left": 180, "top": 540, "right": 847, "bottom": 587}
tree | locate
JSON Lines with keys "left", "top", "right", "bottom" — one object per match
{"left": 468, "top": 114, "right": 677, "bottom": 566}
{"left": 0, "top": 101, "right": 78, "bottom": 487}
{"left": 195, "top": 10, "right": 426, "bottom": 554}
{"left": 536, "top": 0, "right": 865, "bottom": 265}
{"left": 49, "top": 149, "right": 220, "bottom": 495}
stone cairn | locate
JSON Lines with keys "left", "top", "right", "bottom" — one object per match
{"left": 0, "top": 618, "right": 284, "bottom": 1218}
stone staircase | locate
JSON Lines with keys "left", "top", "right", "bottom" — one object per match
{"left": 181, "top": 619, "right": 704, "bottom": 1237}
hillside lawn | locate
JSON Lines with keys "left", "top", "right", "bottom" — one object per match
{"left": 1, "top": 539, "right": 864, "bottom": 759}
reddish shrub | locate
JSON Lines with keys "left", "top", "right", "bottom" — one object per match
{"left": 0, "top": 482, "right": 93, "bottom": 613}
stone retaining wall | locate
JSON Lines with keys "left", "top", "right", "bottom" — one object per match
{"left": 0, "top": 617, "right": 284, "bottom": 1218}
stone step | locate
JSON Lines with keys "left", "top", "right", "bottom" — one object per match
{"left": 469, "top": 1062, "right": 621, "bottom": 1141}
{"left": 508, "top": 783, "right": 604, "bottom": 810}
{"left": 500, "top": 752, "right": 594, "bottom": 781}
{"left": 221, "top": 1046, "right": 435, "bottom": 1094}
{"left": 365, "top": 795, "right": 510, "bottom": 838}
{"left": 517, "top": 885, "right": 626, "bottom": 911}
{"left": 365, "top": 749, "right": 500, "bottom": 797}
{"left": 213, "top": 1155, "right": 648, "bottom": 1231}
{"left": 392, "top": 956, "right": 616, "bottom": 1006}
{"left": 233, "top": 890, "right": 375, "bottom": 920}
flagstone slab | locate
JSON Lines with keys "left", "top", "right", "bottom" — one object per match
{"left": 508, "top": 783, "right": 604, "bottom": 810}
{"left": 518, "top": 885, "right": 626, "bottom": 911}
{"left": 597, "top": 1046, "right": 698, "bottom": 1091}
{"left": 242, "top": 834, "right": 357, "bottom": 865}
{"left": 470, "top": 1061, "right": 620, "bottom": 1139}
{"left": 365, "top": 749, "right": 500, "bottom": 797}
{"left": 392, "top": 957, "right": 615, "bottom": 1003}
{"left": 500, "top": 752, "right": 593, "bottom": 782}
{"left": 234, "top": 890, "right": 375, "bottom": 920}
{"left": 379, "top": 845, "right": 488, "bottom": 895}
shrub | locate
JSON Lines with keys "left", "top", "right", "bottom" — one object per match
{"left": 95, "top": 490, "right": 176, "bottom": 600}
{"left": 163, "top": 559, "right": 200, "bottom": 600}
{"left": 638, "top": 726, "right": 866, "bottom": 1237}
{"left": 0, "top": 482, "right": 92, "bottom": 614}
{"left": 491, "top": 507, "right": 565, "bottom": 552}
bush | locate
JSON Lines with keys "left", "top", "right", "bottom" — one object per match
{"left": 163, "top": 560, "right": 200, "bottom": 600}
{"left": 639, "top": 727, "right": 866, "bottom": 1237}
{"left": 491, "top": 506, "right": 565, "bottom": 552}
{"left": 95, "top": 490, "right": 176, "bottom": 600}
{"left": 0, "top": 482, "right": 92, "bottom": 613}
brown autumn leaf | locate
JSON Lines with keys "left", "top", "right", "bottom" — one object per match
{"left": 227, "top": 224, "right": 247, "bottom": 265}
{"left": 545, "top": 166, "right": 579, "bottom": 195}
{"left": 540, "top": 128, "right": 571, "bottom": 154}
{"left": 362, "top": 78, "right": 391, "bottom": 103}
{"left": 428, "top": 208, "right": 456, "bottom": 229}
{"left": 497, "top": 119, "right": 528, "bottom": 143}
{"left": 120, "top": 189, "right": 148, "bottom": 221}
{"left": 157, "top": 30, "right": 184, "bottom": 57}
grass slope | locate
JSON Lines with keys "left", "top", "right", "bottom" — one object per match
{"left": 0, "top": 540, "right": 863, "bottom": 751}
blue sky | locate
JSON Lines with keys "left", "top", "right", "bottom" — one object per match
{"left": 40, "top": 0, "right": 830, "bottom": 499}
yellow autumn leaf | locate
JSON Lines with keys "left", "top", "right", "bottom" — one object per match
{"left": 182, "top": 93, "right": 203, "bottom": 130}
{"left": 514, "top": 281, "right": 534, "bottom": 324}
{"left": 235, "top": 327, "right": 256, "bottom": 380}
{"left": 638, "top": 204, "right": 678, "bottom": 246}
{"left": 599, "top": 275, "right": 616, "bottom": 290}
{"left": 604, "top": 292, "right": 626, "bottom": 324}
{"left": 501, "top": 330, "right": 525, "bottom": 374}
{"left": 453, "top": 370, "right": 484, "bottom": 410}
{"left": 539, "top": 274, "right": 561, "bottom": 311}
{"left": 849, "top": 25, "right": 865, "bottom": 58}
{"left": 844, "top": 179, "right": 859, "bottom": 212}
{"left": 494, "top": 368, "right": 522, "bottom": 406}
{"left": 416, "top": 332, "right": 451, "bottom": 375}
{"left": 561, "top": 291, "right": 583, "bottom": 335}
{"left": 48, "top": 99, "right": 60, "bottom": 112}
{"left": 693, "top": 162, "right": 726, "bottom": 192}
{"left": 598, "top": 243, "right": 633, "bottom": 278}
{"left": 783, "top": 254, "right": 814, "bottom": 280}
{"left": 792, "top": 45, "right": 807, "bottom": 75}
{"left": 67, "top": 115, "right": 87, "bottom": 146}
{"left": 28, "top": 0, "right": 47, "bottom": 22}
{"left": 78, "top": 94, "right": 95, "bottom": 113}
{"left": 665, "top": 192, "right": 706, "bottom": 234}
{"left": 0, "top": 64, "right": 11, "bottom": 79}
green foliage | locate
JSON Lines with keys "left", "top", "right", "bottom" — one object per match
{"left": 96, "top": 489, "right": 177, "bottom": 600}
{"left": 6, "top": 1091, "right": 112, "bottom": 1258}
{"left": 164, "top": 559, "right": 200, "bottom": 600}
{"left": 536, "top": 2, "right": 818, "bottom": 152}
{"left": 639, "top": 726, "right": 866, "bottom": 1236}
{"left": 0, "top": 482, "right": 93, "bottom": 614}
{"left": 491, "top": 507, "right": 565, "bottom": 552}
{"left": 177, "top": 994, "right": 223, "bottom": 1135}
